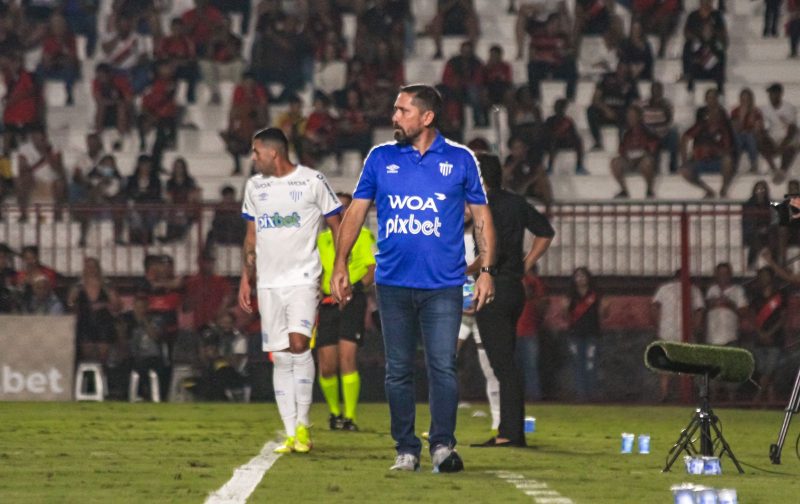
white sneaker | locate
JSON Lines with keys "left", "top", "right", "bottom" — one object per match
{"left": 431, "top": 445, "right": 464, "bottom": 473}
{"left": 389, "top": 453, "right": 420, "bottom": 471}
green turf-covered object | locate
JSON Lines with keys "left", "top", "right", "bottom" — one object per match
{"left": 644, "top": 341, "right": 755, "bottom": 383}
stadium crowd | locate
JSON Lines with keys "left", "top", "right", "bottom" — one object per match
{"left": 1, "top": 0, "right": 800, "bottom": 408}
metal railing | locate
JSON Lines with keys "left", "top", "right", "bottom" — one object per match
{"left": 0, "top": 200, "right": 768, "bottom": 278}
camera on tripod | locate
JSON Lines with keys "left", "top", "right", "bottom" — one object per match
{"left": 771, "top": 193, "right": 800, "bottom": 227}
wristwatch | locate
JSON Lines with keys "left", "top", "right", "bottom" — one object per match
{"left": 479, "top": 266, "right": 498, "bottom": 277}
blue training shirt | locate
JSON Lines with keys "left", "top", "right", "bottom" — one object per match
{"left": 353, "top": 132, "right": 488, "bottom": 289}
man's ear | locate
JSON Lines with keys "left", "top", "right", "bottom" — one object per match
{"left": 422, "top": 109, "right": 435, "bottom": 128}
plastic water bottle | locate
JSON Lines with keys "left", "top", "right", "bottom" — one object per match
{"left": 637, "top": 434, "right": 650, "bottom": 454}
{"left": 524, "top": 416, "right": 536, "bottom": 433}
{"left": 703, "top": 457, "right": 722, "bottom": 475}
{"left": 462, "top": 280, "right": 475, "bottom": 310}
{"left": 671, "top": 484, "right": 695, "bottom": 504}
{"left": 620, "top": 433, "right": 634, "bottom": 453}
{"left": 694, "top": 486, "right": 719, "bottom": 504}
{"left": 717, "top": 488, "right": 737, "bottom": 504}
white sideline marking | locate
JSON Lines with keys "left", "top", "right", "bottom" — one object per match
{"left": 205, "top": 441, "right": 282, "bottom": 504}
{"left": 488, "top": 471, "right": 575, "bottom": 504}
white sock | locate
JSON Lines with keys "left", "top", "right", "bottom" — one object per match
{"left": 272, "top": 352, "right": 297, "bottom": 437}
{"left": 292, "top": 350, "right": 315, "bottom": 427}
{"left": 477, "top": 347, "right": 501, "bottom": 431}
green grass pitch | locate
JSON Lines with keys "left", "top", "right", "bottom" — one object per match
{"left": 1, "top": 402, "right": 798, "bottom": 503}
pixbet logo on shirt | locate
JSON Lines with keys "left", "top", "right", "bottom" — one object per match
{"left": 258, "top": 212, "right": 301, "bottom": 230}
{"left": 385, "top": 194, "right": 443, "bottom": 238}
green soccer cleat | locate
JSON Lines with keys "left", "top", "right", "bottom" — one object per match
{"left": 273, "top": 437, "right": 295, "bottom": 454}
{"left": 294, "top": 424, "right": 312, "bottom": 453}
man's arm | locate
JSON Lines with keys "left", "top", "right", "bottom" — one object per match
{"left": 523, "top": 236, "right": 553, "bottom": 273}
{"left": 468, "top": 203, "right": 496, "bottom": 311}
{"left": 238, "top": 220, "right": 256, "bottom": 313}
{"left": 332, "top": 198, "right": 371, "bottom": 305}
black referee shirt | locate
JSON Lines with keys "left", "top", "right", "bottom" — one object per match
{"left": 477, "top": 189, "right": 555, "bottom": 280}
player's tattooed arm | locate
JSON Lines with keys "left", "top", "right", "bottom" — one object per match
{"left": 470, "top": 204, "right": 496, "bottom": 268}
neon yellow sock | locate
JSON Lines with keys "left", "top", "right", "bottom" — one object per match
{"left": 341, "top": 371, "right": 360, "bottom": 421}
{"left": 318, "top": 374, "right": 341, "bottom": 416}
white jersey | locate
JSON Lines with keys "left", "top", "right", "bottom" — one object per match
{"left": 242, "top": 165, "right": 342, "bottom": 289}
{"left": 652, "top": 280, "right": 704, "bottom": 342}
{"left": 705, "top": 283, "right": 748, "bottom": 346}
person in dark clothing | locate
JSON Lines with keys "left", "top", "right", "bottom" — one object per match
{"left": 67, "top": 257, "right": 121, "bottom": 364}
{"left": 750, "top": 266, "right": 785, "bottom": 404}
{"left": 471, "top": 153, "right": 554, "bottom": 447}
{"left": 567, "top": 267, "right": 603, "bottom": 402}
{"left": 0, "top": 243, "right": 18, "bottom": 313}
{"left": 587, "top": 62, "right": 640, "bottom": 150}
{"left": 742, "top": 181, "right": 778, "bottom": 268}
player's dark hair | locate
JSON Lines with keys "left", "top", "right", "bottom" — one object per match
{"left": 399, "top": 84, "right": 442, "bottom": 127}
{"left": 253, "top": 127, "right": 289, "bottom": 154}
{"left": 221, "top": 185, "right": 236, "bottom": 196}
{"left": 477, "top": 153, "right": 502, "bottom": 191}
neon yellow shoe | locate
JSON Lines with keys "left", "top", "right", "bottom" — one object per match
{"left": 273, "top": 437, "right": 295, "bottom": 454}
{"left": 294, "top": 424, "right": 312, "bottom": 453}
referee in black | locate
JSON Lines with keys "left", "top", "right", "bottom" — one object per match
{"left": 471, "top": 153, "right": 554, "bottom": 447}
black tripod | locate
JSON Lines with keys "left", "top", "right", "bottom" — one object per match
{"left": 769, "top": 367, "right": 800, "bottom": 464}
{"left": 663, "top": 372, "right": 745, "bottom": 473}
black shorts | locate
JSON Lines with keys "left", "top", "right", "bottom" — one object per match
{"left": 316, "top": 289, "right": 367, "bottom": 348}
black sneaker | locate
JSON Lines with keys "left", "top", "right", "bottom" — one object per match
{"left": 329, "top": 414, "right": 343, "bottom": 430}
{"left": 342, "top": 418, "right": 359, "bottom": 431}
{"left": 431, "top": 445, "right": 464, "bottom": 473}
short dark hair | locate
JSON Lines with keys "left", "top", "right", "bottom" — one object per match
{"left": 253, "top": 127, "right": 289, "bottom": 153}
{"left": 477, "top": 153, "right": 502, "bottom": 190}
{"left": 221, "top": 185, "right": 236, "bottom": 196}
{"left": 399, "top": 84, "right": 442, "bottom": 127}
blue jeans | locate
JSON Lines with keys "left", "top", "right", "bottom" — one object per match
{"left": 376, "top": 284, "right": 462, "bottom": 457}
{"left": 515, "top": 337, "right": 541, "bottom": 401}
{"left": 569, "top": 336, "right": 597, "bottom": 402}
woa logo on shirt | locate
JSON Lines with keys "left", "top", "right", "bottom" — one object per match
{"left": 385, "top": 194, "right": 442, "bottom": 238}
{"left": 258, "top": 212, "right": 301, "bottom": 230}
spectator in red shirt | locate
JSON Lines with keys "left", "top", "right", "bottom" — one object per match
{"left": 199, "top": 17, "right": 244, "bottom": 105}
{"left": 37, "top": 13, "right": 80, "bottom": 106}
{"left": 611, "top": 105, "right": 660, "bottom": 199}
{"left": 181, "top": 0, "right": 224, "bottom": 58}
{"left": 211, "top": 0, "right": 251, "bottom": 35}
{"left": 730, "top": 88, "right": 764, "bottom": 173}
{"left": 516, "top": 269, "right": 548, "bottom": 401}
{"left": 155, "top": 17, "right": 198, "bottom": 104}
{"left": 138, "top": 61, "right": 178, "bottom": 156}
{"left": 680, "top": 107, "right": 735, "bottom": 198}
{"left": 484, "top": 44, "right": 513, "bottom": 106}
{"left": 335, "top": 87, "right": 372, "bottom": 161}
{"left": 642, "top": 81, "right": 679, "bottom": 173}
{"left": 1, "top": 51, "right": 43, "bottom": 154}
{"left": 301, "top": 91, "right": 336, "bottom": 167}
{"left": 543, "top": 98, "right": 587, "bottom": 175}
{"left": 92, "top": 63, "right": 134, "bottom": 149}
{"left": 526, "top": 12, "right": 577, "bottom": 102}
{"left": 184, "top": 252, "right": 233, "bottom": 331}
{"left": 441, "top": 40, "right": 488, "bottom": 127}
{"left": 15, "top": 245, "right": 58, "bottom": 291}
{"left": 221, "top": 71, "right": 269, "bottom": 175}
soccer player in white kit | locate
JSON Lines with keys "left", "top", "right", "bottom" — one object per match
{"left": 238, "top": 128, "right": 343, "bottom": 454}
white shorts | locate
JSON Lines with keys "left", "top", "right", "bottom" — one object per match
{"left": 257, "top": 285, "right": 319, "bottom": 352}
{"left": 458, "top": 314, "right": 481, "bottom": 344}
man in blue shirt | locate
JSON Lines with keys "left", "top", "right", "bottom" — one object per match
{"left": 331, "top": 84, "right": 497, "bottom": 473}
